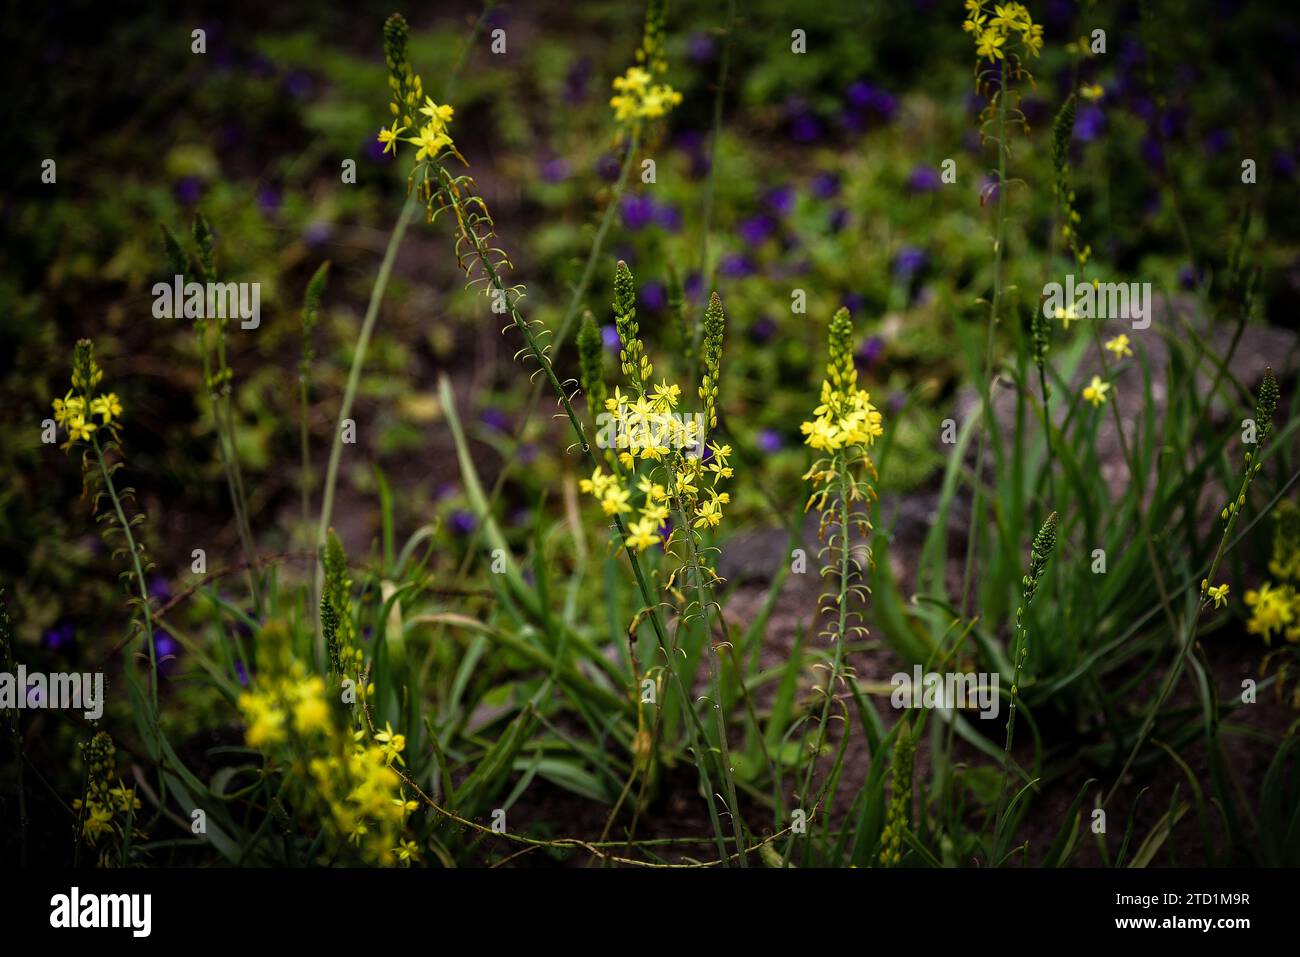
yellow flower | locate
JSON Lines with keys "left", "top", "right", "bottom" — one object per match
{"left": 1245, "top": 583, "right": 1298, "bottom": 642}
{"left": 66, "top": 415, "right": 98, "bottom": 443}
{"left": 407, "top": 123, "right": 452, "bottom": 161}
{"left": 418, "top": 97, "right": 454, "bottom": 128}
{"left": 395, "top": 838, "right": 421, "bottom": 863}
{"left": 1206, "top": 583, "right": 1229, "bottom": 609}
{"left": 1104, "top": 334, "right": 1133, "bottom": 359}
{"left": 1082, "top": 375, "right": 1110, "bottom": 407}
{"left": 374, "top": 722, "right": 406, "bottom": 767}
{"left": 293, "top": 690, "right": 330, "bottom": 735}
{"left": 1055, "top": 302, "right": 1079, "bottom": 330}
{"left": 625, "top": 518, "right": 662, "bottom": 552}
{"left": 377, "top": 121, "right": 407, "bottom": 155}
{"left": 976, "top": 28, "right": 1006, "bottom": 60}
{"left": 1080, "top": 83, "right": 1104, "bottom": 101}
{"left": 693, "top": 498, "right": 722, "bottom": 529}
{"left": 90, "top": 392, "right": 122, "bottom": 424}
{"left": 600, "top": 485, "right": 632, "bottom": 516}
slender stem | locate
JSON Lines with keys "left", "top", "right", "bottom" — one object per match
{"left": 788, "top": 457, "right": 853, "bottom": 864}
{"left": 689, "top": 0, "right": 735, "bottom": 385}
{"left": 91, "top": 436, "right": 161, "bottom": 750}
{"left": 961, "top": 57, "right": 1009, "bottom": 617}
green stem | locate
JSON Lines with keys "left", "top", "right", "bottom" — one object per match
{"left": 961, "top": 57, "right": 1009, "bottom": 617}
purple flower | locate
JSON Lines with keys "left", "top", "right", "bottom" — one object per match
{"left": 481, "top": 407, "right": 509, "bottom": 431}
{"left": 811, "top": 172, "right": 840, "bottom": 200}
{"left": 284, "top": 71, "right": 312, "bottom": 99}
{"left": 234, "top": 662, "right": 249, "bottom": 686}
{"left": 757, "top": 429, "right": 783, "bottom": 453}
{"left": 842, "top": 293, "right": 865, "bottom": 315}
{"left": 148, "top": 576, "right": 171, "bottom": 602}
{"left": 153, "top": 631, "right": 180, "bottom": 675}
{"left": 857, "top": 335, "right": 885, "bottom": 369}
{"left": 449, "top": 510, "right": 477, "bottom": 535}
{"left": 564, "top": 58, "right": 591, "bottom": 105}
{"left": 540, "top": 156, "right": 570, "bottom": 183}
{"left": 892, "top": 246, "right": 926, "bottom": 280}
{"left": 787, "top": 107, "right": 823, "bottom": 144}
{"left": 1178, "top": 264, "right": 1205, "bottom": 290}
{"left": 596, "top": 153, "right": 622, "bottom": 182}
{"left": 621, "top": 194, "right": 655, "bottom": 231}
{"left": 304, "top": 221, "right": 334, "bottom": 248}
{"left": 828, "top": 208, "right": 849, "bottom": 234}
{"left": 1139, "top": 137, "right": 1165, "bottom": 173}
{"left": 518, "top": 442, "right": 538, "bottom": 464}
{"left": 720, "top": 253, "right": 755, "bottom": 278}
{"left": 749, "top": 315, "right": 777, "bottom": 343}
{"left": 42, "top": 622, "right": 75, "bottom": 651}
{"left": 845, "top": 81, "right": 897, "bottom": 122}
{"left": 601, "top": 324, "right": 621, "bottom": 352}
{"left": 764, "top": 185, "right": 796, "bottom": 217}
{"left": 174, "top": 177, "right": 202, "bottom": 205}
{"left": 1075, "top": 106, "right": 1105, "bottom": 143}
{"left": 907, "top": 164, "right": 942, "bottom": 193}
{"left": 684, "top": 271, "right": 704, "bottom": 303}
{"left": 738, "top": 214, "right": 777, "bottom": 246}
{"left": 365, "top": 136, "right": 392, "bottom": 163}
{"left": 1202, "top": 128, "right": 1230, "bottom": 155}
{"left": 1274, "top": 150, "right": 1297, "bottom": 178}
{"left": 655, "top": 203, "right": 683, "bottom": 232}
{"left": 687, "top": 32, "right": 716, "bottom": 63}
{"left": 257, "top": 187, "right": 281, "bottom": 215}
{"left": 641, "top": 280, "right": 667, "bottom": 312}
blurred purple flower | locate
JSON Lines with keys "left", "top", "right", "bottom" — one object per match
{"left": 892, "top": 246, "right": 926, "bottom": 280}
{"left": 284, "top": 71, "right": 312, "bottom": 99}
{"left": 1202, "top": 128, "right": 1230, "bottom": 155}
{"left": 596, "top": 153, "right": 622, "bottom": 181}
{"left": 257, "top": 187, "right": 281, "bottom": 215}
{"left": 234, "top": 662, "right": 249, "bottom": 686}
{"left": 757, "top": 429, "right": 783, "bottom": 453}
{"left": 843, "top": 293, "right": 865, "bottom": 314}
{"left": 739, "top": 214, "right": 777, "bottom": 246}
{"left": 175, "top": 177, "right": 202, "bottom": 205}
{"left": 1274, "top": 150, "right": 1297, "bottom": 178}
{"left": 1075, "top": 106, "right": 1105, "bottom": 143}
{"left": 720, "top": 253, "right": 755, "bottom": 278}
{"left": 1178, "top": 264, "right": 1205, "bottom": 290}
{"left": 449, "top": 510, "right": 477, "bottom": 535}
{"left": 764, "top": 185, "right": 796, "bottom": 216}
{"left": 304, "top": 221, "right": 334, "bottom": 248}
{"left": 148, "top": 576, "right": 171, "bottom": 602}
{"left": 641, "top": 280, "right": 667, "bottom": 312}
{"left": 749, "top": 315, "right": 777, "bottom": 343}
{"left": 907, "top": 164, "right": 941, "bottom": 193}
{"left": 811, "top": 172, "right": 840, "bottom": 200}
{"left": 153, "top": 631, "right": 180, "bottom": 676}
{"left": 687, "top": 32, "right": 716, "bottom": 63}
{"left": 655, "top": 203, "right": 683, "bottom": 232}
{"left": 857, "top": 335, "right": 884, "bottom": 369}
{"left": 565, "top": 58, "right": 591, "bottom": 105}
{"left": 481, "top": 407, "right": 509, "bottom": 431}
{"left": 621, "top": 193, "right": 655, "bottom": 230}
{"left": 540, "top": 156, "right": 570, "bottom": 183}
{"left": 828, "top": 208, "right": 849, "bottom": 234}
{"left": 601, "top": 324, "right": 621, "bottom": 352}
{"left": 42, "top": 622, "right": 75, "bottom": 651}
